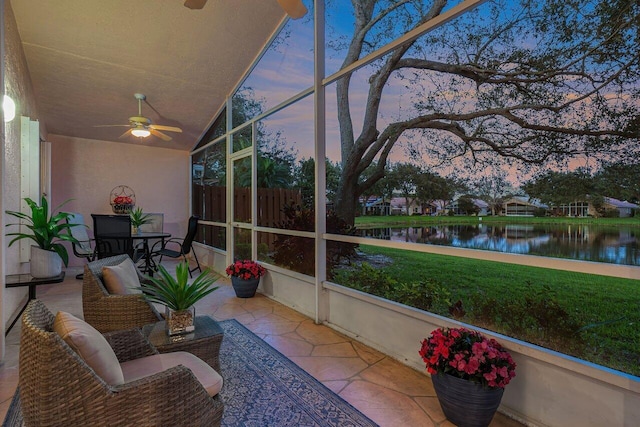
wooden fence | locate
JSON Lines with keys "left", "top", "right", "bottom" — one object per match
{"left": 192, "top": 185, "right": 302, "bottom": 249}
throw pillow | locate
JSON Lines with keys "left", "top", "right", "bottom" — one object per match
{"left": 53, "top": 311, "right": 125, "bottom": 385}
{"left": 102, "top": 257, "right": 142, "bottom": 295}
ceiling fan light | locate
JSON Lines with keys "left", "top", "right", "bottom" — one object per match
{"left": 131, "top": 128, "right": 150, "bottom": 138}
{"left": 277, "top": 0, "right": 307, "bottom": 19}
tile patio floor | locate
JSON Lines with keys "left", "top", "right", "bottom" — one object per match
{"left": 0, "top": 262, "right": 523, "bottom": 427}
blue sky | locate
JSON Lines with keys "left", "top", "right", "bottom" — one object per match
{"left": 233, "top": 0, "right": 634, "bottom": 187}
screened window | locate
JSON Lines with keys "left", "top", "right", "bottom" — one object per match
{"left": 192, "top": 139, "right": 226, "bottom": 223}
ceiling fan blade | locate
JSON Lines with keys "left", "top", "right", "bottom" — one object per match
{"left": 149, "top": 128, "right": 172, "bottom": 141}
{"left": 184, "top": 0, "right": 207, "bottom": 9}
{"left": 149, "top": 124, "right": 183, "bottom": 133}
{"left": 118, "top": 129, "right": 133, "bottom": 139}
{"left": 277, "top": 0, "right": 307, "bottom": 19}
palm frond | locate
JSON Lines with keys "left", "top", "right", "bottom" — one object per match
{"left": 140, "top": 262, "right": 219, "bottom": 310}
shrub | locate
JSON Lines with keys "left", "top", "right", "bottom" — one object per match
{"left": 533, "top": 207, "right": 547, "bottom": 217}
{"left": 394, "top": 279, "right": 453, "bottom": 312}
{"left": 334, "top": 266, "right": 454, "bottom": 313}
{"left": 273, "top": 203, "right": 358, "bottom": 277}
{"left": 600, "top": 208, "right": 619, "bottom": 218}
{"left": 334, "top": 262, "right": 398, "bottom": 295}
{"left": 468, "top": 283, "right": 583, "bottom": 351}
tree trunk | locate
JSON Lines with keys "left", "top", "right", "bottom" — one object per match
{"left": 334, "top": 168, "right": 360, "bottom": 226}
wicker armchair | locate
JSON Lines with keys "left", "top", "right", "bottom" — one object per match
{"left": 83, "top": 255, "right": 162, "bottom": 333}
{"left": 19, "top": 299, "right": 224, "bottom": 427}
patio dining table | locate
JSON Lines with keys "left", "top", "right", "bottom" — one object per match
{"left": 94, "top": 230, "right": 171, "bottom": 274}
{"left": 131, "top": 231, "right": 171, "bottom": 274}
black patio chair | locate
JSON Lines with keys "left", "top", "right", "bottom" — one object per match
{"left": 151, "top": 215, "right": 202, "bottom": 277}
{"left": 91, "top": 214, "right": 137, "bottom": 260}
{"left": 67, "top": 212, "right": 97, "bottom": 279}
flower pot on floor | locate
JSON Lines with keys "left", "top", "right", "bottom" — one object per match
{"left": 420, "top": 327, "right": 516, "bottom": 427}
{"left": 30, "top": 246, "right": 63, "bottom": 278}
{"left": 231, "top": 276, "right": 260, "bottom": 298}
{"left": 431, "top": 373, "right": 504, "bottom": 427}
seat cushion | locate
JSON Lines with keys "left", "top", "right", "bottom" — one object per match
{"left": 102, "top": 257, "right": 142, "bottom": 295}
{"left": 120, "top": 352, "right": 223, "bottom": 397}
{"left": 53, "top": 311, "right": 125, "bottom": 385}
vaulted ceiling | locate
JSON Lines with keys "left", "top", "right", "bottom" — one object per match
{"left": 10, "top": 0, "right": 286, "bottom": 150}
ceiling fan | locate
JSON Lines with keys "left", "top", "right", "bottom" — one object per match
{"left": 184, "top": 0, "right": 308, "bottom": 19}
{"left": 95, "top": 93, "right": 182, "bottom": 142}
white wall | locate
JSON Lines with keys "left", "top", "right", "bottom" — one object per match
{"left": 2, "top": 0, "right": 46, "bottom": 345}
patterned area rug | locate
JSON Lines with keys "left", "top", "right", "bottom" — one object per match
{"left": 2, "top": 319, "right": 378, "bottom": 427}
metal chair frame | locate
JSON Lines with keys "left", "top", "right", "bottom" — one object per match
{"left": 151, "top": 215, "right": 202, "bottom": 277}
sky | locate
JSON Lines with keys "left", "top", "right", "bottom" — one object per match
{"left": 231, "top": 0, "right": 637, "bottom": 189}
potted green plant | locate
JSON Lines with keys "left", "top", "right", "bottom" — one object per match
{"left": 129, "top": 207, "right": 151, "bottom": 234}
{"left": 225, "top": 259, "right": 266, "bottom": 298}
{"left": 140, "top": 261, "right": 219, "bottom": 335}
{"left": 5, "top": 195, "right": 80, "bottom": 278}
{"left": 419, "top": 327, "right": 517, "bottom": 427}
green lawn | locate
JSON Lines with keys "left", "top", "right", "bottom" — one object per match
{"left": 339, "top": 244, "right": 640, "bottom": 377}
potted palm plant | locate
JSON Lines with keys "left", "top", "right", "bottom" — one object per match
{"left": 129, "top": 207, "right": 151, "bottom": 234}
{"left": 5, "top": 195, "right": 80, "bottom": 278}
{"left": 140, "top": 261, "right": 219, "bottom": 335}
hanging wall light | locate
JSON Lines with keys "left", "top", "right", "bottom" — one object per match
{"left": 3, "top": 95, "right": 16, "bottom": 122}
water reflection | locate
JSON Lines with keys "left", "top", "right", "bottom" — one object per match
{"left": 359, "top": 224, "right": 640, "bottom": 266}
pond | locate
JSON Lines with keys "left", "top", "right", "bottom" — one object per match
{"left": 358, "top": 223, "right": 640, "bottom": 266}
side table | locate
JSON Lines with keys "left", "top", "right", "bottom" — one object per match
{"left": 142, "top": 315, "right": 224, "bottom": 372}
{"left": 5, "top": 272, "right": 65, "bottom": 336}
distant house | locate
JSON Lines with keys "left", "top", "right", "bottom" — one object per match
{"left": 388, "top": 197, "right": 416, "bottom": 215}
{"left": 421, "top": 201, "right": 440, "bottom": 216}
{"left": 446, "top": 198, "right": 489, "bottom": 216}
{"left": 389, "top": 197, "right": 439, "bottom": 215}
{"left": 553, "top": 196, "right": 638, "bottom": 217}
{"left": 554, "top": 201, "right": 589, "bottom": 217}
{"left": 600, "top": 197, "right": 638, "bottom": 218}
{"left": 513, "top": 196, "right": 638, "bottom": 218}
{"left": 503, "top": 197, "right": 547, "bottom": 216}
{"left": 361, "top": 197, "right": 391, "bottom": 216}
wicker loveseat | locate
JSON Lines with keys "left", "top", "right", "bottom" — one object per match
{"left": 19, "top": 299, "right": 224, "bottom": 426}
{"left": 83, "top": 254, "right": 162, "bottom": 332}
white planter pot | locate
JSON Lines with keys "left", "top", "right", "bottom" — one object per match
{"left": 30, "top": 246, "right": 62, "bottom": 278}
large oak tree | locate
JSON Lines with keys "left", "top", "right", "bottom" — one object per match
{"left": 332, "top": 0, "right": 639, "bottom": 224}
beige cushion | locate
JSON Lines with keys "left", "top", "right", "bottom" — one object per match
{"left": 102, "top": 257, "right": 142, "bottom": 295}
{"left": 53, "top": 311, "right": 124, "bottom": 385}
{"left": 121, "top": 352, "right": 223, "bottom": 397}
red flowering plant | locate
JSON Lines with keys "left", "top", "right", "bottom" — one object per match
{"left": 111, "top": 196, "right": 135, "bottom": 214}
{"left": 113, "top": 196, "right": 133, "bottom": 205}
{"left": 419, "top": 327, "right": 516, "bottom": 389}
{"left": 225, "top": 260, "right": 266, "bottom": 280}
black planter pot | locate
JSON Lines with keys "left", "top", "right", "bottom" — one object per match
{"left": 431, "top": 373, "right": 504, "bottom": 427}
{"left": 231, "top": 276, "right": 260, "bottom": 298}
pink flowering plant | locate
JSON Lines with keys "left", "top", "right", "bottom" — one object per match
{"left": 419, "top": 327, "right": 516, "bottom": 389}
{"left": 225, "top": 260, "right": 266, "bottom": 280}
